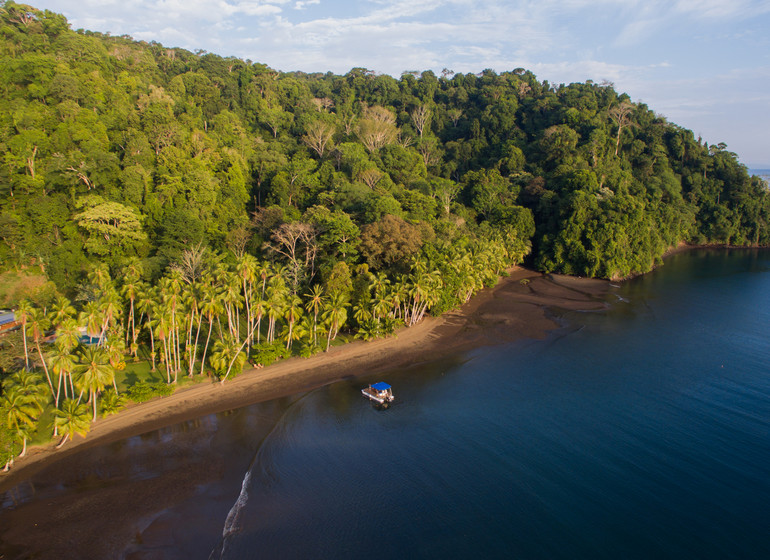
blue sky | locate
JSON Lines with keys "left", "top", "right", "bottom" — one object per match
{"left": 31, "top": 0, "right": 770, "bottom": 167}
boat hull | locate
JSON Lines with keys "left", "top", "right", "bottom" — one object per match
{"left": 361, "top": 388, "right": 395, "bottom": 403}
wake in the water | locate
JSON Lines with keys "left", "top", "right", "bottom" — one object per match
{"left": 209, "top": 392, "right": 312, "bottom": 559}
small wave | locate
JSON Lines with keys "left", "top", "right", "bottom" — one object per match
{"left": 211, "top": 469, "right": 252, "bottom": 559}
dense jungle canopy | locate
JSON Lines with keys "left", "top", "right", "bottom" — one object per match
{"left": 2, "top": 1, "right": 770, "bottom": 466}
{"left": 1, "top": 1, "right": 768, "bottom": 289}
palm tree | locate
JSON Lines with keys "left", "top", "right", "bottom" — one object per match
{"left": 27, "top": 307, "right": 54, "bottom": 396}
{"left": 88, "top": 263, "right": 113, "bottom": 296}
{"left": 53, "top": 399, "right": 91, "bottom": 448}
{"left": 304, "top": 284, "right": 325, "bottom": 347}
{"left": 159, "top": 272, "right": 184, "bottom": 374}
{"left": 15, "top": 299, "right": 33, "bottom": 370}
{"left": 1, "top": 385, "right": 41, "bottom": 458}
{"left": 75, "top": 346, "right": 116, "bottom": 421}
{"left": 49, "top": 295, "right": 75, "bottom": 328}
{"left": 323, "top": 292, "right": 349, "bottom": 351}
{"left": 256, "top": 261, "right": 271, "bottom": 301}
{"left": 97, "top": 289, "right": 123, "bottom": 348}
{"left": 211, "top": 337, "right": 247, "bottom": 383}
{"left": 55, "top": 317, "right": 81, "bottom": 353}
{"left": 283, "top": 294, "right": 304, "bottom": 350}
{"left": 265, "top": 281, "right": 287, "bottom": 344}
{"left": 154, "top": 310, "right": 174, "bottom": 383}
{"left": 121, "top": 270, "right": 141, "bottom": 354}
{"left": 199, "top": 288, "right": 224, "bottom": 377}
{"left": 47, "top": 344, "right": 77, "bottom": 406}
{"left": 79, "top": 301, "right": 103, "bottom": 342}
{"left": 182, "top": 283, "right": 203, "bottom": 377}
{"left": 221, "top": 277, "right": 242, "bottom": 340}
{"left": 237, "top": 254, "right": 258, "bottom": 351}
{"left": 252, "top": 297, "right": 266, "bottom": 345}
{"left": 135, "top": 284, "right": 158, "bottom": 370}
{"left": 1, "top": 369, "right": 48, "bottom": 404}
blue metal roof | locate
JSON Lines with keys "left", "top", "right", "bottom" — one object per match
{"left": 371, "top": 382, "right": 391, "bottom": 390}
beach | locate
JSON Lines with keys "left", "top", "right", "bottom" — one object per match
{"left": 0, "top": 268, "right": 609, "bottom": 559}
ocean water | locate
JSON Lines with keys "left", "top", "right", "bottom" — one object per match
{"left": 3, "top": 249, "right": 770, "bottom": 559}
{"left": 750, "top": 168, "right": 770, "bottom": 184}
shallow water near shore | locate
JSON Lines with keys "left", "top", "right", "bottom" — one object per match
{"left": 3, "top": 249, "right": 770, "bottom": 559}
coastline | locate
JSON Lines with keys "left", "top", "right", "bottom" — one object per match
{"left": 0, "top": 267, "right": 610, "bottom": 490}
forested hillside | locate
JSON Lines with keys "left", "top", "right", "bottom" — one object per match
{"left": 2, "top": 1, "right": 769, "bottom": 466}
{"left": 1, "top": 2, "right": 767, "bottom": 290}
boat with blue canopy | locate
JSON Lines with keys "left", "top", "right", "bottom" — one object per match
{"left": 361, "top": 382, "right": 395, "bottom": 404}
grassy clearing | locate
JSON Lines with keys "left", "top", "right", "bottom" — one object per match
{"left": 0, "top": 270, "right": 51, "bottom": 308}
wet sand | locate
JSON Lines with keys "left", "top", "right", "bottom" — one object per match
{"left": 0, "top": 268, "right": 610, "bottom": 559}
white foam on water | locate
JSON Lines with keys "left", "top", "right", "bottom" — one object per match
{"left": 216, "top": 469, "right": 252, "bottom": 558}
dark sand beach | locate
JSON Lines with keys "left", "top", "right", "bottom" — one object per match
{"left": 0, "top": 268, "right": 609, "bottom": 559}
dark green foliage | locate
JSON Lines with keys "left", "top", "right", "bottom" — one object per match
{"left": 0, "top": 3, "right": 767, "bottom": 287}
{"left": 126, "top": 381, "right": 174, "bottom": 403}
{"left": 250, "top": 342, "right": 289, "bottom": 367}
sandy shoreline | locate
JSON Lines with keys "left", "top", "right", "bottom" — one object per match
{"left": 0, "top": 267, "right": 610, "bottom": 491}
{"left": 0, "top": 267, "right": 613, "bottom": 559}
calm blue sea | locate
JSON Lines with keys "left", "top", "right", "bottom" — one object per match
{"left": 750, "top": 168, "right": 770, "bottom": 184}
{"left": 3, "top": 249, "right": 770, "bottom": 559}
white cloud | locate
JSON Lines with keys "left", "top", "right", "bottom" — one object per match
{"left": 295, "top": 0, "right": 321, "bottom": 9}
{"left": 672, "top": 0, "right": 770, "bottom": 19}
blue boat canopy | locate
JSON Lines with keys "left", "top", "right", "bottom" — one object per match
{"left": 371, "top": 382, "right": 391, "bottom": 391}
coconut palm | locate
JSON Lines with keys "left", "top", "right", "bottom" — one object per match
{"left": 55, "top": 317, "right": 81, "bottom": 354}
{"left": 237, "top": 254, "right": 259, "bottom": 350}
{"left": 53, "top": 399, "right": 92, "bottom": 448}
{"left": 49, "top": 295, "right": 76, "bottom": 328}
{"left": 47, "top": 344, "right": 77, "bottom": 406}
{"left": 221, "top": 277, "right": 243, "bottom": 340}
{"left": 199, "top": 288, "right": 224, "bottom": 377}
{"left": 79, "top": 301, "right": 103, "bottom": 342}
{"left": 74, "top": 346, "right": 116, "bottom": 421}
{"left": 265, "top": 281, "right": 287, "bottom": 344}
{"left": 135, "top": 284, "right": 158, "bottom": 370}
{"left": 283, "top": 294, "right": 304, "bottom": 350}
{"left": 211, "top": 337, "right": 247, "bottom": 383}
{"left": 121, "top": 270, "right": 141, "bottom": 352}
{"left": 182, "top": 283, "right": 203, "bottom": 377}
{"left": 27, "top": 307, "right": 54, "bottom": 396}
{"left": 98, "top": 289, "right": 123, "bottom": 348}
{"left": 105, "top": 337, "right": 126, "bottom": 387}
{"left": 154, "top": 310, "right": 174, "bottom": 383}
{"left": 1, "top": 369, "right": 47, "bottom": 403}
{"left": 0, "top": 385, "right": 41, "bottom": 458}
{"left": 251, "top": 297, "right": 266, "bottom": 345}
{"left": 88, "top": 263, "right": 113, "bottom": 296}
{"left": 304, "top": 284, "right": 325, "bottom": 346}
{"left": 323, "top": 292, "right": 349, "bottom": 351}
{"left": 159, "top": 272, "right": 184, "bottom": 374}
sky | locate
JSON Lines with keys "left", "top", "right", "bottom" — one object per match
{"left": 29, "top": 0, "right": 770, "bottom": 167}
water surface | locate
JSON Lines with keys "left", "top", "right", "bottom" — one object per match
{"left": 3, "top": 249, "right": 770, "bottom": 559}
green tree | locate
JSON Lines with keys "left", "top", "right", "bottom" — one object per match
{"left": 53, "top": 398, "right": 91, "bottom": 448}
{"left": 74, "top": 346, "right": 115, "bottom": 421}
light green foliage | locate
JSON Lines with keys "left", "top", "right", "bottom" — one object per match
{"left": 74, "top": 196, "right": 148, "bottom": 259}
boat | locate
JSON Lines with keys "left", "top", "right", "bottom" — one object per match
{"left": 361, "top": 382, "right": 395, "bottom": 404}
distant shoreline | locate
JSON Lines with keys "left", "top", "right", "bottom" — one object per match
{"left": 0, "top": 267, "right": 610, "bottom": 490}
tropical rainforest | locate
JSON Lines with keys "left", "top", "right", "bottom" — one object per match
{"left": 1, "top": 1, "right": 768, "bottom": 468}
